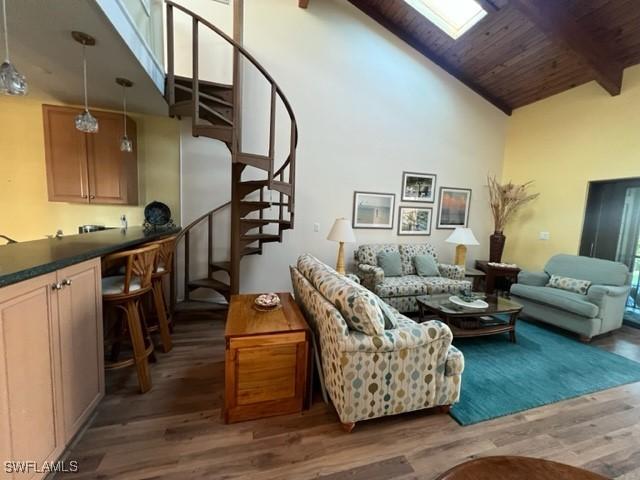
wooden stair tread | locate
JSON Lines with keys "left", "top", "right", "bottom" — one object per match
{"left": 241, "top": 234, "right": 280, "bottom": 242}
{"left": 174, "top": 83, "right": 233, "bottom": 107}
{"left": 210, "top": 261, "right": 231, "bottom": 273}
{"left": 241, "top": 247, "right": 262, "bottom": 256}
{"left": 237, "top": 153, "right": 271, "bottom": 171}
{"left": 240, "top": 218, "right": 291, "bottom": 225}
{"left": 174, "top": 75, "right": 232, "bottom": 91}
{"left": 188, "top": 278, "right": 231, "bottom": 291}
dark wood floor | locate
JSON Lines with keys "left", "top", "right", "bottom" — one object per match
{"left": 58, "top": 314, "right": 640, "bottom": 480}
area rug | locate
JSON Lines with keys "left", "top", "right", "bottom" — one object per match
{"left": 450, "top": 320, "right": 640, "bottom": 426}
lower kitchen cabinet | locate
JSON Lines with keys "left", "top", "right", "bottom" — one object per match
{"left": 0, "top": 258, "right": 103, "bottom": 479}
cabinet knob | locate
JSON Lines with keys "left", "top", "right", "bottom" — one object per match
{"left": 62, "top": 278, "right": 73, "bottom": 287}
{"left": 82, "top": 194, "right": 88, "bottom": 199}
{"left": 51, "top": 282, "right": 62, "bottom": 291}
{"left": 89, "top": 195, "right": 95, "bottom": 199}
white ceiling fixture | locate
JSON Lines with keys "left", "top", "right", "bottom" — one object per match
{"left": 0, "top": 0, "right": 27, "bottom": 95}
{"left": 403, "top": 0, "right": 487, "bottom": 39}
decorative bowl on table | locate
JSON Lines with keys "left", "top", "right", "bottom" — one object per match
{"left": 449, "top": 295, "right": 489, "bottom": 309}
{"left": 254, "top": 293, "right": 281, "bottom": 311}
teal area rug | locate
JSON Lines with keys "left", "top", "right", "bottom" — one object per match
{"left": 450, "top": 320, "right": 640, "bottom": 426}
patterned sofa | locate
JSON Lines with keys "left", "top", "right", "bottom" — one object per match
{"left": 355, "top": 243, "right": 472, "bottom": 313}
{"left": 290, "top": 254, "right": 464, "bottom": 431}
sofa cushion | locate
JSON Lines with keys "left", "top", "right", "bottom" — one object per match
{"left": 355, "top": 244, "right": 399, "bottom": 266}
{"left": 511, "top": 284, "right": 599, "bottom": 318}
{"left": 415, "top": 254, "right": 440, "bottom": 277}
{"left": 547, "top": 274, "right": 591, "bottom": 295}
{"left": 377, "top": 275, "right": 429, "bottom": 297}
{"left": 377, "top": 251, "right": 402, "bottom": 277}
{"left": 297, "top": 254, "right": 386, "bottom": 335}
{"left": 399, "top": 244, "right": 437, "bottom": 275}
{"left": 423, "top": 277, "right": 472, "bottom": 295}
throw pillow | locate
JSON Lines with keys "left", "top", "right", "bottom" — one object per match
{"left": 414, "top": 254, "right": 440, "bottom": 277}
{"left": 377, "top": 251, "right": 402, "bottom": 277}
{"left": 547, "top": 274, "right": 591, "bottom": 295}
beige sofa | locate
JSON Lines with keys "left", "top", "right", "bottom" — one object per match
{"left": 355, "top": 243, "right": 472, "bottom": 313}
{"left": 290, "top": 253, "right": 464, "bottom": 431}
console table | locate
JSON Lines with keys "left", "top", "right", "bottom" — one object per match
{"left": 223, "top": 293, "right": 310, "bottom": 423}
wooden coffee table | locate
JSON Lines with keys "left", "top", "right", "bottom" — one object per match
{"left": 416, "top": 293, "right": 523, "bottom": 342}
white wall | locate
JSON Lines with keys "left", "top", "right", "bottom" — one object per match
{"left": 179, "top": 0, "right": 508, "bottom": 293}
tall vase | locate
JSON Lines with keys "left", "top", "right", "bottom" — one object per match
{"left": 489, "top": 231, "right": 506, "bottom": 263}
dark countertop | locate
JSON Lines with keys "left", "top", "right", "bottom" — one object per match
{"left": 0, "top": 226, "right": 181, "bottom": 288}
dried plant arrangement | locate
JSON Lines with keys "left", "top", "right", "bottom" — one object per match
{"left": 487, "top": 175, "right": 540, "bottom": 233}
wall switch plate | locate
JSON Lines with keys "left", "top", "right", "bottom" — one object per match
{"left": 539, "top": 231, "right": 550, "bottom": 240}
{"left": 313, "top": 223, "right": 320, "bottom": 233}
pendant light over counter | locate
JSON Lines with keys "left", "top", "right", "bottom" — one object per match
{"left": 0, "top": 0, "right": 28, "bottom": 95}
{"left": 72, "top": 31, "right": 98, "bottom": 133}
{"left": 116, "top": 77, "right": 133, "bottom": 152}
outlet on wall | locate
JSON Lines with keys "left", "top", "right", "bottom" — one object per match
{"left": 313, "top": 223, "right": 320, "bottom": 233}
{"left": 539, "top": 231, "right": 550, "bottom": 240}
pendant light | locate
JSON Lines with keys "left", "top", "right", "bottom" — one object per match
{"left": 116, "top": 77, "right": 133, "bottom": 152}
{"left": 0, "top": 0, "right": 28, "bottom": 95}
{"left": 72, "top": 31, "right": 98, "bottom": 133}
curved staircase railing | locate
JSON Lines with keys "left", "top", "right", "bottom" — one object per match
{"left": 165, "top": 1, "right": 298, "bottom": 310}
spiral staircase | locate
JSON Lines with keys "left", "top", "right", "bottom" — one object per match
{"left": 164, "top": 1, "right": 298, "bottom": 313}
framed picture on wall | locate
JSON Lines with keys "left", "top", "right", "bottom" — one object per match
{"left": 398, "top": 206, "right": 432, "bottom": 235}
{"left": 401, "top": 172, "right": 437, "bottom": 203}
{"left": 437, "top": 187, "right": 472, "bottom": 229}
{"left": 352, "top": 192, "right": 395, "bottom": 229}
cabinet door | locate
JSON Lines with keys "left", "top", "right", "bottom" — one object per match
{"left": 0, "top": 273, "right": 64, "bottom": 479}
{"left": 56, "top": 259, "right": 104, "bottom": 442}
{"left": 86, "top": 111, "right": 138, "bottom": 205}
{"left": 43, "top": 105, "right": 90, "bottom": 203}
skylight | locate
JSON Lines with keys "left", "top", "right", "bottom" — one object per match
{"left": 403, "top": 0, "right": 487, "bottom": 39}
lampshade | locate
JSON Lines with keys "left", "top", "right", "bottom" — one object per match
{"left": 445, "top": 227, "right": 479, "bottom": 245}
{"left": 327, "top": 218, "right": 356, "bottom": 243}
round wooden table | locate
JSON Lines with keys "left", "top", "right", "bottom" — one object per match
{"left": 436, "top": 456, "right": 608, "bottom": 480}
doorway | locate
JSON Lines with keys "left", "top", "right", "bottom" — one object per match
{"left": 579, "top": 177, "right": 640, "bottom": 324}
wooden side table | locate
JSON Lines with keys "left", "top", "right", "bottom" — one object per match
{"left": 475, "top": 260, "right": 521, "bottom": 295}
{"left": 223, "top": 293, "right": 310, "bottom": 424}
{"left": 464, "top": 267, "right": 486, "bottom": 291}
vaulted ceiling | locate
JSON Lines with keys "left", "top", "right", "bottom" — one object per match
{"left": 303, "top": 0, "right": 640, "bottom": 115}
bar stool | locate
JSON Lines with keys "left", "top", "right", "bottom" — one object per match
{"left": 145, "top": 236, "right": 176, "bottom": 353}
{"left": 102, "top": 244, "right": 159, "bottom": 393}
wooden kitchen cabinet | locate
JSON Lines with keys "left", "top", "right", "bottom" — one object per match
{"left": 0, "top": 258, "right": 104, "bottom": 479}
{"left": 56, "top": 259, "right": 104, "bottom": 442}
{"left": 43, "top": 104, "right": 138, "bottom": 205}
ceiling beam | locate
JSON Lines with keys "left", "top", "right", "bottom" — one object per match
{"left": 475, "top": 0, "right": 500, "bottom": 13}
{"left": 299, "top": 0, "right": 309, "bottom": 8}
{"left": 511, "top": 0, "right": 622, "bottom": 96}
{"left": 348, "top": 1, "right": 512, "bottom": 115}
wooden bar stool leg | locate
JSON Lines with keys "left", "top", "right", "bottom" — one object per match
{"left": 125, "top": 300, "right": 152, "bottom": 393}
{"left": 138, "top": 300, "right": 157, "bottom": 363}
{"left": 152, "top": 279, "right": 173, "bottom": 353}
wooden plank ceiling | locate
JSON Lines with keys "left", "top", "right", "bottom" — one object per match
{"left": 336, "top": 0, "right": 640, "bottom": 115}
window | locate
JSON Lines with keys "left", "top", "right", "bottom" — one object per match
{"left": 403, "top": 0, "right": 487, "bottom": 39}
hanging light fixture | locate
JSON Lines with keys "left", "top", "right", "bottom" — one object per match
{"left": 0, "top": 0, "right": 28, "bottom": 95}
{"left": 116, "top": 77, "right": 133, "bottom": 152}
{"left": 72, "top": 31, "right": 98, "bottom": 133}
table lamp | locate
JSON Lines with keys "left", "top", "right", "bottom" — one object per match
{"left": 327, "top": 218, "right": 356, "bottom": 275}
{"left": 445, "top": 227, "right": 479, "bottom": 267}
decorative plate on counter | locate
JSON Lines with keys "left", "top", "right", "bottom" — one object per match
{"left": 144, "top": 201, "right": 172, "bottom": 226}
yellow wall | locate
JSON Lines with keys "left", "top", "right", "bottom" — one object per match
{"left": 502, "top": 64, "right": 640, "bottom": 271}
{"left": 0, "top": 90, "right": 181, "bottom": 242}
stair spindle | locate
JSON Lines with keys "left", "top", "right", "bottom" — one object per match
{"left": 268, "top": 84, "right": 276, "bottom": 185}
{"left": 166, "top": 4, "right": 175, "bottom": 106}
{"left": 192, "top": 18, "right": 200, "bottom": 126}
{"left": 208, "top": 212, "right": 213, "bottom": 269}
{"left": 184, "top": 230, "right": 190, "bottom": 302}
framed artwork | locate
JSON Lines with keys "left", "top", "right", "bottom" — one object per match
{"left": 398, "top": 206, "right": 432, "bottom": 236}
{"left": 437, "top": 187, "right": 472, "bottom": 229}
{"left": 352, "top": 192, "right": 395, "bottom": 229}
{"left": 401, "top": 172, "right": 437, "bottom": 203}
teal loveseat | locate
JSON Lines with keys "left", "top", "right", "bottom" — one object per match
{"left": 510, "top": 254, "right": 632, "bottom": 341}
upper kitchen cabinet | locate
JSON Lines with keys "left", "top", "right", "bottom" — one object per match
{"left": 43, "top": 105, "right": 138, "bottom": 205}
